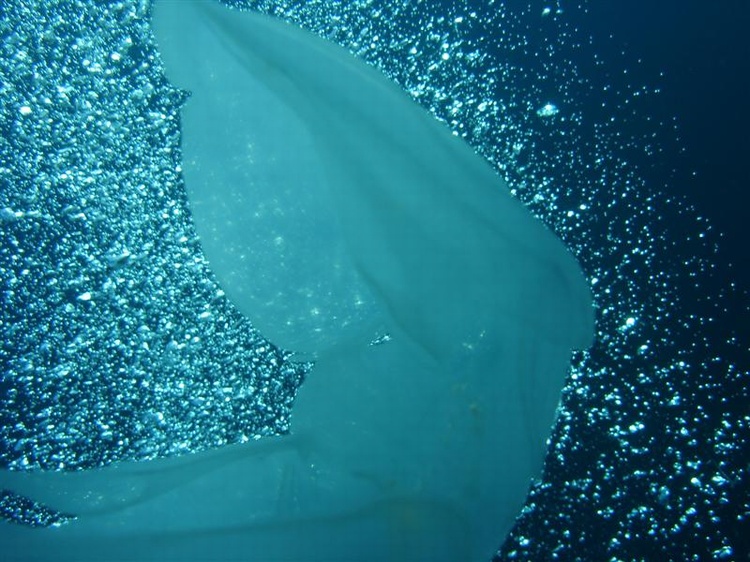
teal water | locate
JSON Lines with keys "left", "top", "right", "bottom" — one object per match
{"left": 0, "top": 1, "right": 746, "bottom": 560}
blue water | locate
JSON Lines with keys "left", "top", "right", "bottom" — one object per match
{"left": 0, "top": 0, "right": 747, "bottom": 560}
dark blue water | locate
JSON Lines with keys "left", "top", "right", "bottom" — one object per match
{"left": 589, "top": 1, "right": 749, "bottom": 315}
{"left": 491, "top": 3, "right": 749, "bottom": 560}
{"left": 588, "top": 1, "right": 749, "bottom": 276}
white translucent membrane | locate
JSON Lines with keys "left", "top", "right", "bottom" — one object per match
{"left": 0, "top": 1, "right": 594, "bottom": 560}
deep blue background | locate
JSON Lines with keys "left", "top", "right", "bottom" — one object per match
{"left": 586, "top": 0, "right": 749, "bottom": 285}
{"left": 495, "top": 3, "right": 749, "bottom": 559}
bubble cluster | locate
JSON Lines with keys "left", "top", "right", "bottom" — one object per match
{"left": 1, "top": 0, "right": 746, "bottom": 559}
{"left": 0, "top": 0, "right": 308, "bottom": 474}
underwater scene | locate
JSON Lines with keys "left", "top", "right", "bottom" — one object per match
{"left": 0, "top": 0, "right": 747, "bottom": 560}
